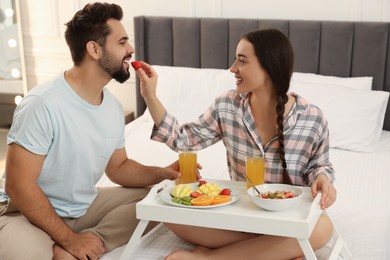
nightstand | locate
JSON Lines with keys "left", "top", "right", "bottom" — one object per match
{"left": 124, "top": 111, "right": 135, "bottom": 124}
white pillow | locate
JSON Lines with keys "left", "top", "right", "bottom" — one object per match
{"left": 148, "top": 65, "right": 236, "bottom": 123}
{"left": 291, "top": 72, "right": 373, "bottom": 91}
{"left": 290, "top": 82, "right": 389, "bottom": 152}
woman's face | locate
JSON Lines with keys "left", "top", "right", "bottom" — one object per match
{"left": 229, "top": 38, "right": 271, "bottom": 94}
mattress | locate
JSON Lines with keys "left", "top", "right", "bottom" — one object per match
{"left": 98, "top": 115, "right": 390, "bottom": 260}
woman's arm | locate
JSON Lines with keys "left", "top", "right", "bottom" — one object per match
{"left": 306, "top": 119, "right": 337, "bottom": 209}
{"left": 135, "top": 62, "right": 223, "bottom": 152}
{"left": 135, "top": 62, "right": 165, "bottom": 127}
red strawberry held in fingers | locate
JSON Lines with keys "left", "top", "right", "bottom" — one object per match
{"left": 131, "top": 61, "right": 143, "bottom": 70}
{"left": 219, "top": 188, "right": 231, "bottom": 196}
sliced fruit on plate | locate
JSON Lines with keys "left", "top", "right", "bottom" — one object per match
{"left": 171, "top": 196, "right": 192, "bottom": 206}
{"left": 219, "top": 188, "right": 231, "bottom": 196}
{"left": 198, "top": 180, "right": 207, "bottom": 186}
{"left": 211, "top": 195, "right": 231, "bottom": 205}
{"left": 197, "top": 183, "right": 221, "bottom": 196}
{"left": 191, "top": 195, "right": 214, "bottom": 206}
{"left": 172, "top": 184, "right": 193, "bottom": 197}
{"left": 190, "top": 191, "right": 202, "bottom": 198}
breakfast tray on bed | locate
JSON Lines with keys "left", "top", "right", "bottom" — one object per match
{"left": 119, "top": 179, "right": 351, "bottom": 260}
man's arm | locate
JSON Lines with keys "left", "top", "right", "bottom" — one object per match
{"left": 105, "top": 147, "right": 180, "bottom": 187}
{"left": 5, "top": 143, "right": 104, "bottom": 259}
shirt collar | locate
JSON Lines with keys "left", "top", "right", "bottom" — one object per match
{"left": 284, "top": 92, "right": 310, "bottom": 131}
{"left": 239, "top": 91, "right": 310, "bottom": 135}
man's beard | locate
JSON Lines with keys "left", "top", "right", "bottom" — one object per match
{"left": 98, "top": 48, "right": 130, "bottom": 83}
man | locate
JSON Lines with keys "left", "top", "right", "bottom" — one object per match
{"left": 0, "top": 3, "right": 180, "bottom": 260}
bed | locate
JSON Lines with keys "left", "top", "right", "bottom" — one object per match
{"left": 99, "top": 16, "right": 390, "bottom": 259}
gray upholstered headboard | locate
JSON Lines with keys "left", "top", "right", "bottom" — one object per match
{"left": 133, "top": 16, "right": 390, "bottom": 131}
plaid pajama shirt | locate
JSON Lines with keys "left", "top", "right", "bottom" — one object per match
{"left": 151, "top": 90, "right": 334, "bottom": 186}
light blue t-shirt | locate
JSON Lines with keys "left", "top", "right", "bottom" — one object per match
{"left": 1, "top": 72, "right": 125, "bottom": 217}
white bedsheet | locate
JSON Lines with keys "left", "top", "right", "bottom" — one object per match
{"left": 99, "top": 115, "right": 390, "bottom": 260}
{"left": 316, "top": 130, "right": 390, "bottom": 259}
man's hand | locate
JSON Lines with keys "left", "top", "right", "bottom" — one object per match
{"left": 61, "top": 232, "right": 105, "bottom": 260}
{"left": 164, "top": 160, "right": 203, "bottom": 182}
{"left": 163, "top": 160, "right": 182, "bottom": 181}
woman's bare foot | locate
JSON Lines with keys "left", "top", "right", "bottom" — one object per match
{"left": 53, "top": 244, "right": 77, "bottom": 260}
{"left": 165, "top": 246, "right": 211, "bottom": 260}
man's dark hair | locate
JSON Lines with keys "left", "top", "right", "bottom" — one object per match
{"left": 64, "top": 2, "right": 123, "bottom": 66}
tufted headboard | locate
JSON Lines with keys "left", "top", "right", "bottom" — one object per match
{"left": 133, "top": 16, "right": 390, "bottom": 131}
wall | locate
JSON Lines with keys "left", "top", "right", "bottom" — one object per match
{"left": 18, "top": 0, "right": 390, "bottom": 116}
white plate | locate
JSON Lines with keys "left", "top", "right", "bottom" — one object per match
{"left": 160, "top": 182, "right": 240, "bottom": 209}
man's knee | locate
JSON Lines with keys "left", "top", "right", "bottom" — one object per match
{"left": 0, "top": 214, "right": 54, "bottom": 260}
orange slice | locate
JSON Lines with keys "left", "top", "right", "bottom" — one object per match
{"left": 191, "top": 195, "right": 214, "bottom": 206}
{"left": 211, "top": 195, "right": 231, "bottom": 205}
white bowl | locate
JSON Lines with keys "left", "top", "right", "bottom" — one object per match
{"left": 247, "top": 184, "right": 303, "bottom": 212}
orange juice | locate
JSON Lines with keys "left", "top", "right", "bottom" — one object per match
{"left": 245, "top": 155, "right": 265, "bottom": 189}
{"left": 178, "top": 151, "right": 197, "bottom": 184}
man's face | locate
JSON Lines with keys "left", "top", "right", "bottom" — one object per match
{"left": 98, "top": 45, "right": 131, "bottom": 83}
{"left": 98, "top": 19, "right": 134, "bottom": 83}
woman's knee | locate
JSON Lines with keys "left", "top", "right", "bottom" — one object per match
{"left": 310, "top": 214, "right": 333, "bottom": 250}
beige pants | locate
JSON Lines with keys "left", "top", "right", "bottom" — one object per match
{"left": 0, "top": 186, "right": 154, "bottom": 260}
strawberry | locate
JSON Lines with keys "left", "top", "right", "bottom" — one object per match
{"left": 285, "top": 191, "right": 294, "bottom": 198}
{"left": 131, "top": 61, "right": 143, "bottom": 70}
{"left": 198, "top": 180, "right": 207, "bottom": 187}
{"left": 190, "top": 192, "right": 202, "bottom": 198}
{"left": 219, "top": 188, "right": 231, "bottom": 196}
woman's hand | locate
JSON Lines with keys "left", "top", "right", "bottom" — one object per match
{"left": 311, "top": 174, "right": 337, "bottom": 209}
{"left": 134, "top": 61, "right": 165, "bottom": 126}
{"left": 134, "top": 61, "right": 158, "bottom": 101}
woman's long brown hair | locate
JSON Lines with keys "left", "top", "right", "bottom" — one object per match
{"left": 243, "top": 29, "right": 294, "bottom": 184}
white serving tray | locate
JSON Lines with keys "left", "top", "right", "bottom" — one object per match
{"left": 119, "top": 179, "right": 351, "bottom": 260}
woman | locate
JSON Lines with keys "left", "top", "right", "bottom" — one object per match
{"left": 136, "top": 29, "right": 336, "bottom": 259}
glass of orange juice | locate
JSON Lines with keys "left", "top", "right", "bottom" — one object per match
{"left": 178, "top": 150, "right": 197, "bottom": 184}
{"left": 245, "top": 154, "right": 265, "bottom": 190}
